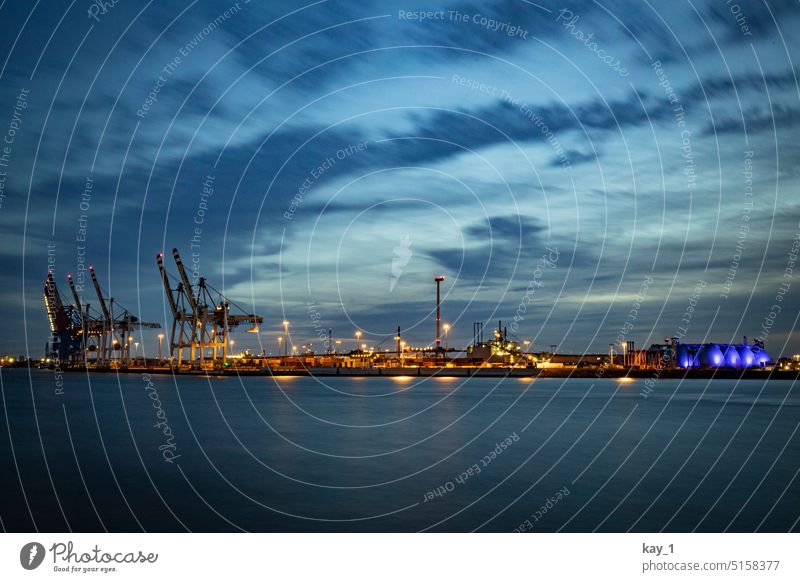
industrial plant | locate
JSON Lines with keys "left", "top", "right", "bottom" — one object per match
{"left": 35, "top": 248, "right": 785, "bottom": 378}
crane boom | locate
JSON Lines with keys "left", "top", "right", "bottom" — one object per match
{"left": 157, "top": 253, "right": 179, "bottom": 317}
{"left": 172, "top": 248, "right": 197, "bottom": 312}
{"left": 67, "top": 274, "right": 82, "bottom": 312}
{"left": 43, "top": 272, "right": 69, "bottom": 332}
{"left": 89, "top": 266, "right": 110, "bottom": 320}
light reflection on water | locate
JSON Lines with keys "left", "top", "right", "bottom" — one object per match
{"left": 1, "top": 370, "right": 797, "bottom": 533}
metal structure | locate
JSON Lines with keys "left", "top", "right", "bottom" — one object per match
{"left": 466, "top": 320, "right": 522, "bottom": 365}
{"left": 434, "top": 275, "right": 445, "bottom": 352}
{"left": 395, "top": 326, "right": 402, "bottom": 359}
{"left": 66, "top": 273, "right": 104, "bottom": 361}
{"left": 88, "top": 265, "right": 161, "bottom": 367}
{"left": 157, "top": 249, "right": 263, "bottom": 368}
{"left": 472, "top": 321, "right": 484, "bottom": 346}
{"left": 43, "top": 272, "right": 84, "bottom": 364}
{"left": 43, "top": 267, "right": 151, "bottom": 367}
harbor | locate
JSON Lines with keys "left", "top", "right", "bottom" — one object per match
{"left": 30, "top": 246, "right": 800, "bottom": 379}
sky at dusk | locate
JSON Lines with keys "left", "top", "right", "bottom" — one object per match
{"left": 0, "top": 0, "right": 798, "bottom": 357}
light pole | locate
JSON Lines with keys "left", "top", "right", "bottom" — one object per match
{"left": 278, "top": 336, "right": 283, "bottom": 359}
{"left": 355, "top": 330, "right": 362, "bottom": 352}
{"left": 434, "top": 275, "right": 445, "bottom": 353}
{"left": 443, "top": 323, "right": 450, "bottom": 353}
{"left": 283, "top": 321, "right": 289, "bottom": 357}
{"left": 157, "top": 333, "right": 164, "bottom": 361}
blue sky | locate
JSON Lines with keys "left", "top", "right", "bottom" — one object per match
{"left": 0, "top": 0, "right": 798, "bottom": 357}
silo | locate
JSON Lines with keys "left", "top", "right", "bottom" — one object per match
{"left": 737, "top": 345, "right": 755, "bottom": 367}
{"left": 676, "top": 344, "right": 692, "bottom": 368}
{"left": 723, "top": 345, "right": 741, "bottom": 368}
{"left": 699, "top": 344, "right": 724, "bottom": 367}
{"left": 752, "top": 348, "right": 771, "bottom": 367}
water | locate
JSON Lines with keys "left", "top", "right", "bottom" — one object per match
{"left": 1, "top": 369, "right": 798, "bottom": 532}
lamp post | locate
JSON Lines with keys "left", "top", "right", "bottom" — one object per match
{"left": 434, "top": 275, "right": 445, "bottom": 352}
{"left": 157, "top": 333, "right": 164, "bottom": 361}
{"left": 355, "top": 330, "right": 362, "bottom": 352}
{"left": 443, "top": 323, "right": 450, "bottom": 353}
{"left": 277, "top": 336, "right": 283, "bottom": 359}
{"left": 282, "top": 321, "right": 289, "bottom": 357}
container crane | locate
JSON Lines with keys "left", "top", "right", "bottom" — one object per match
{"left": 88, "top": 265, "right": 161, "bottom": 367}
{"left": 42, "top": 272, "right": 83, "bottom": 363}
{"left": 157, "top": 248, "right": 263, "bottom": 368}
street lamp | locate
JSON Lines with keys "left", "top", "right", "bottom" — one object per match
{"left": 278, "top": 336, "right": 283, "bottom": 357}
{"left": 355, "top": 330, "right": 362, "bottom": 351}
{"left": 443, "top": 323, "right": 450, "bottom": 353}
{"left": 282, "top": 321, "right": 289, "bottom": 357}
{"left": 157, "top": 333, "right": 164, "bottom": 361}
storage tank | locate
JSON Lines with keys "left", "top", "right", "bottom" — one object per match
{"left": 752, "top": 347, "right": 771, "bottom": 367}
{"left": 737, "top": 346, "right": 755, "bottom": 367}
{"left": 676, "top": 345, "right": 692, "bottom": 368}
{"left": 699, "top": 344, "right": 724, "bottom": 367}
{"left": 723, "top": 345, "right": 741, "bottom": 368}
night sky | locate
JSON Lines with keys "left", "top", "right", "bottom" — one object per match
{"left": 0, "top": 0, "right": 798, "bottom": 357}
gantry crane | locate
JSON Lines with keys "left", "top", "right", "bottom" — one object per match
{"left": 88, "top": 265, "right": 161, "bottom": 367}
{"left": 157, "top": 248, "right": 262, "bottom": 368}
{"left": 43, "top": 272, "right": 84, "bottom": 364}
{"left": 66, "top": 273, "right": 105, "bottom": 361}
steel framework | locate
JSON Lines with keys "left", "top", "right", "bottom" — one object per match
{"left": 157, "top": 249, "right": 262, "bottom": 368}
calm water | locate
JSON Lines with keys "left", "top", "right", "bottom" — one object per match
{"left": 0, "top": 369, "right": 798, "bottom": 532}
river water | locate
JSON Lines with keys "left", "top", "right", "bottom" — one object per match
{"left": 0, "top": 369, "right": 797, "bottom": 532}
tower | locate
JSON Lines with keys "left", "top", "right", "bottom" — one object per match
{"left": 435, "top": 275, "right": 445, "bottom": 351}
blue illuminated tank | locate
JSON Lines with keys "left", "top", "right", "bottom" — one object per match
{"left": 673, "top": 341, "right": 770, "bottom": 369}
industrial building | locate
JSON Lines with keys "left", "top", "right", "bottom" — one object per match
{"left": 40, "top": 251, "right": 780, "bottom": 375}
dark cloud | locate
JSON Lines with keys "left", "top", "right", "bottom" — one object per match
{"left": 0, "top": 0, "right": 798, "bottom": 354}
{"left": 704, "top": 104, "right": 800, "bottom": 135}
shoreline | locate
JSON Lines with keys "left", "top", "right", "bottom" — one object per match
{"left": 16, "top": 365, "right": 800, "bottom": 380}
